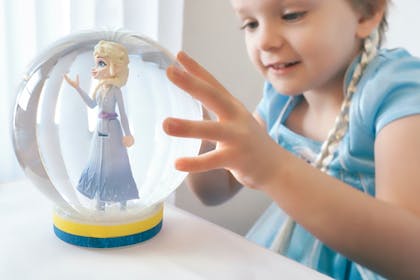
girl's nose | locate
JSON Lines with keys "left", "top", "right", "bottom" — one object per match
{"left": 257, "top": 23, "right": 284, "bottom": 51}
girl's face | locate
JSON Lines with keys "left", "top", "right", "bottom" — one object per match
{"left": 92, "top": 56, "right": 111, "bottom": 80}
{"left": 231, "top": 0, "right": 365, "bottom": 96}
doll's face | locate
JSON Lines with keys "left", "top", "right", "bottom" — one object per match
{"left": 91, "top": 56, "right": 112, "bottom": 80}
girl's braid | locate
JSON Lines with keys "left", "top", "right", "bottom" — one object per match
{"left": 305, "top": 31, "right": 380, "bottom": 267}
{"left": 314, "top": 30, "right": 380, "bottom": 172}
{"left": 271, "top": 30, "right": 380, "bottom": 256}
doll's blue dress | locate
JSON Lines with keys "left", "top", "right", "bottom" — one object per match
{"left": 75, "top": 85, "right": 139, "bottom": 203}
{"left": 248, "top": 48, "right": 420, "bottom": 280}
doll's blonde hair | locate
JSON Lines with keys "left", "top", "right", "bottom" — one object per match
{"left": 92, "top": 40, "right": 129, "bottom": 99}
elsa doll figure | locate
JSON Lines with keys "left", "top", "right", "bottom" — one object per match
{"left": 64, "top": 40, "right": 139, "bottom": 210}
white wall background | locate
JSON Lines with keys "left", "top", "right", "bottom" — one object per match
{"left": 174, "top": 0, "right": 420, "bottom": 236}
{"left": 385, "top": 1, "right": 420, "bottom": 56}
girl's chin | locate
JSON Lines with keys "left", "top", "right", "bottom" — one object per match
{"left": 270, "top": 82, "right": 304, "bottom": 96}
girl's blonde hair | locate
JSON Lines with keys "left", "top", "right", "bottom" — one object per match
{"left": 92, "top": 40, "right": 129, "bottom": 99}
{"left": 314, "top": 0, "right": 388, "bottom": 170}
{"left": 293, "top": 2, "right": 388, "bottom": 261}
{"left": 275, "top": 2, "right": 388, "bottom": 257}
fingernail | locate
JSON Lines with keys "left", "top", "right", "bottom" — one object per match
{"left": 163, "top": 118, "right": 178, "bottom": 133}
{"left": 169, "top": 66, "right": 185, "bottom": 77}
{"left": 178, "top": 51, "right": 188, "bottom": 59}
{"left": 178, "top": 51, "right": 194, "bottom": 63}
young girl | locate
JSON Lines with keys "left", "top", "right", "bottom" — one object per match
{"left": 64, "top": 40, "right": 139, "bottom": 210}
{"left": 163, "top": 0, "right": 420, "bottom": 279}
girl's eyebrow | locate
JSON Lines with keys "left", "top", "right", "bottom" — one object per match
{"left": 233, "top": 0, "right": 316, "bottom": 15}
{"left": 283, "top": 0, "right": 316, "bottom": 4}
{"left": 281, "top": 0, "right": 318, "bottom": 9}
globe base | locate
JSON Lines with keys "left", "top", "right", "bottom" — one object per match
{"left": 52, "top": 203, "right": 163, "bottom": 248}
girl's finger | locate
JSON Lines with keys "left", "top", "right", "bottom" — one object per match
{"left": 174, "top": 149, "right": 227, "bottom": 172}
{"left": 177, "top": 51, "right": 226, "bottom": 92}
{"left": 167, "top": 65, "right": 236, "bottom": 119}
{"left": 163, "top": 117, "right": 232, "bottom": 142}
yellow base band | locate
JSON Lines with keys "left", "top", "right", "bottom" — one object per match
{"left": 53, "top": 204, "right": 163, "bottom": 238}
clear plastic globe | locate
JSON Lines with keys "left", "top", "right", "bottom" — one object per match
{"left": 12, "top": 30, "right": 201, "bottom": 246}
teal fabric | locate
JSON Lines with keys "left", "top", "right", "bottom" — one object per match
{"left": 53, "top": 221, "right": 162, "bottom": 248}
{"left": 247, "top": 48, "right": 420, "bottom": 279}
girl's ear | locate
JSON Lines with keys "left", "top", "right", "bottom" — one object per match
{"left": 356, "top": 4, "right": 386, "bottom": 39}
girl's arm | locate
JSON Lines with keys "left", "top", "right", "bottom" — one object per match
{"left": 263, "top": 126, "right": 420, "bottom": 280}
{"left": 163, "top": 51, "right": 420, "bottom": 280}
{"left": 115, "top": 88, "right": 134, "bottom": 147}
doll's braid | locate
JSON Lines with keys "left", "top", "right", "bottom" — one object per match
{"left": 314, "top": 30, "right": 379, "bottom": 172}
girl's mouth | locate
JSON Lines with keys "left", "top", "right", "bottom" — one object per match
{"left": 269, "top": 61, "right": 300, "bottom": 70}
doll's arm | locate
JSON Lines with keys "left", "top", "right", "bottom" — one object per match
{"left": 64, "top": 74, "right": 96, "bottom": 108}
{"left": 75, "top": 87, "right": 97, "bottom": 109}
{"left": 115, "top": 88, "right": 134, "bottom": 147}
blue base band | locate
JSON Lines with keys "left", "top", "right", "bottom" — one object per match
{"left": 53, "top": 221, "right": 163, "bottom": 248}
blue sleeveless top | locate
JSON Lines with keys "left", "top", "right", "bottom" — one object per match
{"left": 247, "top": 48, "right": 420, "bottom": 279}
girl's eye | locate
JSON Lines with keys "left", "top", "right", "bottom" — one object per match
{"left": 282, "top": 11, "right": 306, "bottom": 22}
{"left": 240, "top": 21, "right": 259, "bottom": 31}
{"left": 97, "top": 60, "right": 107, "bottom": 68}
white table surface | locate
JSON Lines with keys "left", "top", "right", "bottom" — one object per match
{"left": 0, "top": 180, "right": 331, "bottom": 280}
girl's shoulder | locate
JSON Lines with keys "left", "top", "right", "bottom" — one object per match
{"left": 352, "top": 48, "right": 420, "bottom": 94}
{"left": 369, "top": 48, "right": 420, "bottom": 79}
{"left": 352, "top": 48, "right": 420, "bottom": 136}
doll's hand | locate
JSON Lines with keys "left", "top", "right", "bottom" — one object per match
{"left": 163, "top": 52, "right": 282, "bottom": 190}
{"left": 123, "top": 135, "right": 135, "bottom": 147}
{"left": 64, "top": 74, "right": 80, "bottom": 89}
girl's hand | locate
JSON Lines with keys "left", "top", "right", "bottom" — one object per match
{"left": 163, "top": 52, "right": 282, "bottom": 190}
{"left": 123, "top": 135, "right": 134, "bottom": 147}
{"left": 64, "top": 74, "right": 80, "bottom": 89}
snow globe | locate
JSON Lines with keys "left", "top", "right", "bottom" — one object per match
{"left": 12, "top": 30, "right": 202, "bottom": 248}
